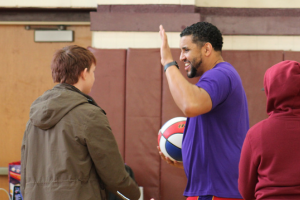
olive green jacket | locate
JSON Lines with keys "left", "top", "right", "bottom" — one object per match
{"left": 21, "top": 83, "right": 140, "bottom": 200}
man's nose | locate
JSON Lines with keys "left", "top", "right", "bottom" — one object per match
{"left": 180, "top": 52, "right": 186, "bottom": 61}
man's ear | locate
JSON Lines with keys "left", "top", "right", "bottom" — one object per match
{"left": 80, "top": 68, "right": 88, "bottom": 80}
{"left": 204, "top": 43, "right": 213, "bottom": 56}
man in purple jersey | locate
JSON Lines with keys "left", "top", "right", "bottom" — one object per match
{"left": 158, "top": 22, "right": 249, "bottom": 200}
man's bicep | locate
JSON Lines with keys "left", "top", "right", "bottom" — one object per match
{"left": 185, "top": 85, "right": 212, "bottom": 117}
{"left": 199, "top": 87, "right": 213, "bottom": 113}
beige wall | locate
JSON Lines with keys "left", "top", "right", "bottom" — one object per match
{"left": 2, "top": 0, "right": 300, "bottom": 8}
{"left": 92, "top": 32, "right": 300, "bottom": 51}
{"left": 0, "top": 0, "right": 97, "bottom": 8}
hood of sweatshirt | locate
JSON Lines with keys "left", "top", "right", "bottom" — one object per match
{"left": 264, "top": 60, "right": 300, "bottom": 115}
{"left": 29, "top": 83, "right": 93, "bottom": 130}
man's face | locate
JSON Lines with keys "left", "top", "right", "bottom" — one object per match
{"left": 179, "top": 35, "right": 204, "bottom": 78}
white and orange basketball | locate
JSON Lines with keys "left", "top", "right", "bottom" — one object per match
{"left": 158, "top": 117, "right": 186, "bottom": 162}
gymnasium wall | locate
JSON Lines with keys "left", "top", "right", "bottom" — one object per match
{"left": 88, "top": 47, "right": 296, "bottom": 200}
{"left": 1, "top": 0, "right": 300, "bottom": 200}
{"left": 88, "top": 4, "right": 300, "bottom": 199}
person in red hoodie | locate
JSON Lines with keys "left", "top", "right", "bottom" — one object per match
{"left": 238, "top": 60, "right": 300, "bottom": 200}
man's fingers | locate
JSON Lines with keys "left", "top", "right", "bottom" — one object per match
{"left": 159, "top": 25, "right": 164, "bottom": 39}
{"left": 159, "top": 151, "right": 166, "bottom": 160}
{"left": 159, "top": 25, "right": 164, "bottom": 34}
{"left": 159, "top": 25, "right": 168, "bottom": 43}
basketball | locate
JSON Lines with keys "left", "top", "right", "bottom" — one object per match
{"left": 158, "top": 117, "right": 187, "bottom": 162}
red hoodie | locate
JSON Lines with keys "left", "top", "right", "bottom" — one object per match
{"left": 238, "top": 60, "right": 300, "bottom": 200}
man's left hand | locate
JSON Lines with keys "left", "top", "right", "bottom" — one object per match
{"left": 159, "top": 25, "right": 174, "bottom": 67}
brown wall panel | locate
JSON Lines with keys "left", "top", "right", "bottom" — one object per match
{"left": 222, "top": 51, "right": 283, "bottom": 127}
{"left": 125, "top": 49, "right": 162, "bottom": 200}
{"left": 160, "top": 49, "right": 198, "bottom": 200}
{"left": 203, "top": 16, "right": 300, "bottom": 35}
{"left": 284, "top": 51, "right": 300, "bottom": 62}
{"left": 90, "top": 12, "right": 200, "bottom": 32}
{"left": 90, "top": 5, "right": 300, "bottom": 35}
{"left": 88, "top": 48, "right": 127, "bottom": 158}
{"left": 97, "top": 5, "right": 195, "bottom": 13}
{"left": 0, "top": 8, "right": 94, "bottom": 22}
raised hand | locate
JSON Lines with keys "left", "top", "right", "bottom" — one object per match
{"left": 159, "top": 25, "right": 174, "bottom": 67}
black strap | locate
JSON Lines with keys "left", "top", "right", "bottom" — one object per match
{"left": 164, "top": 61, "right": 179, "bottom": 72}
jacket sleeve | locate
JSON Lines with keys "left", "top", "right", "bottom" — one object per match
{"left": 85, "top": 108, "right": 140, "bottom": 200}
{"left": 21, "top": 122, "right": 30, "bottom": 199}
{"left": 238, "top": 133, "right": 258, "bottom": 200}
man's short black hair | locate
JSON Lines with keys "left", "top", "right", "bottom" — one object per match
{"left": 180, "top": 22, "right": 223, "bottom": 51}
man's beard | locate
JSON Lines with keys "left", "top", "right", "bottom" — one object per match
{"left": 187, "top": 59, "right": 202, "bottom": 78}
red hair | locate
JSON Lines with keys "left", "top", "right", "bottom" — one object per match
{"left": 51, "top": 45, "right": 96, "bottom": 84}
